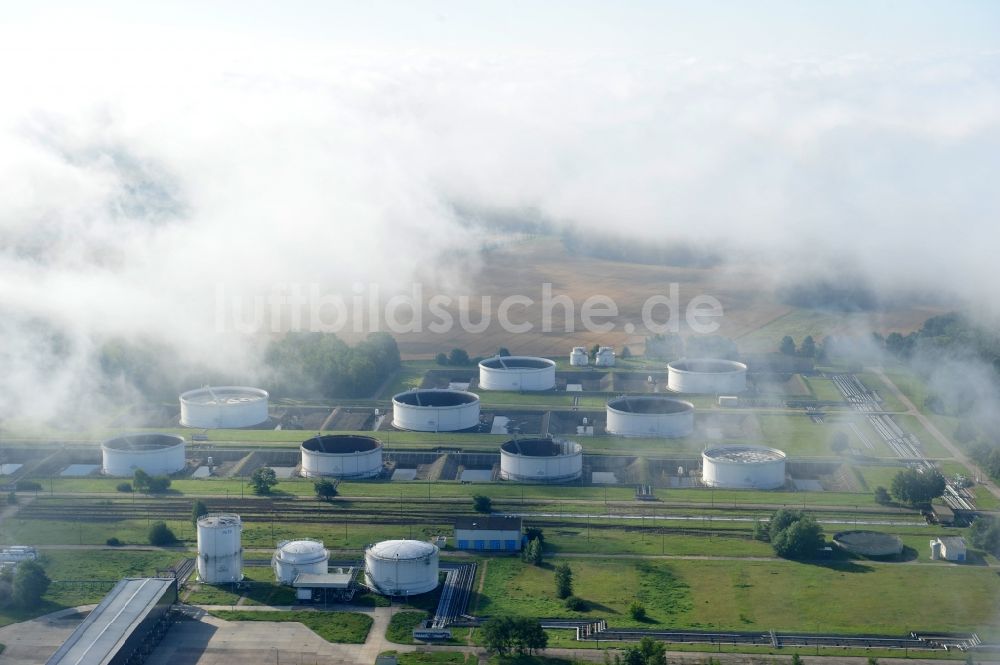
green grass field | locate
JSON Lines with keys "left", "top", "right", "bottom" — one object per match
{"left": 209, "top": 609, "right": 373, "bottom": 643}
{"left": 476, "top": 556, "right": 1000, "bottom": 634}
{"left": 0, "top": 549, "right": 180, "bottom": 628}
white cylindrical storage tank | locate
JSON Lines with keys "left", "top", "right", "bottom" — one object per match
{"left": 365, "top": 540, "right": 439, "bottom": 596}
{"left": 594, "top": 347, "right": 615, "bottom": 367}
{"left": 392, "top": 389, "right": 480, "bottom": 432}
{"left": 499, "top": 438, "right": 583, "bottom": 482}
{"left": 478, "top": 356, "right": 556, "bottom": 391}
{"left": 605, "top": 396, "right": 694, "bottom": 438}
{"left": 701, "top": 445, "right": 786, "bottom": 489}
{"left": 101, "top": 433, "right": 186, "bottom": 477}
{"left": 197, "top": 514, "right": 243, "bottom": 584}
{"left": 570, "top": 347, "right": 589, "bottom": 367}
{"left": 667, "top": 359, "right": 747, "bottom": 394}
{"left": 272, "top": 539, "right": 330, "bottom": 584}
{"left": 300, "top": 435, "right": 384, "bottom": 478}
{"left": 180, "top": 386, "right": 269, "bottom": 428}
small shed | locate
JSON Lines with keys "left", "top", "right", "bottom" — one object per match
{"left": 455, "top": 515, "right": 523, "bottom": 551}
{"left": 930, "top": 536, "right": 967, "bottom": 562}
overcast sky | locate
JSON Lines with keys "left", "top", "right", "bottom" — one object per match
{"left": 0, "top": 1, "right": 998, "bottom": 418}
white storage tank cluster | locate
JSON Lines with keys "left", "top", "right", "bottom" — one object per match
{"left": 570, "top": 347, "right": 589, "bottom": 366}
{"left": 478, "top": 356, "right": 556, "bottom": 391}
{"left": 392, "top": 389, "right": 480, "bottom": 432}
{"left": 180, "top": 386, "right": 270, "bottom": 428}
{"left": 300, "top": 435, "right": 384, "bottom": 479}
{"left": 499, "top": 438, "right": 583, "bottom": 482}
{"left": 273, "top": 539, "right": 330, "bottom": 584}
{"left": 594, "top": 346, "right": 616, "bottom": 367}
{"left": 101, "top": 433, "right": 186, "bottom": 477}
{"left": 605, "top": 396, "right": 694, "bottom": 438}
{"left": 197, "top": 513, "right": 243, "bottom": 584}
{"left": 667, "top": 359, "right": 747, "bottom": 394}
{"left": 701, "top": 445, "right": 786, "bottom": 489}
{"left": 365, "top": 539, "right": 439, "bottom": 596}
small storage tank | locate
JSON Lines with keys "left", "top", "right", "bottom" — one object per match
{"left": 499, "top": 438, "right": 583, "bottom": 482}
{"left": 570, "top": 347, "right": 589, "bottom": 367}
{"left": 478, "top": 356, "right": 556, "bottom": 391}
{"left": 701, "top": 445, "right": 786, "bottom": 489}
{"left": 101, "top": 433, "right": 186, "bottom": 477}
{"left": 180, "top": 386, "right": 269, "bottom": 428}
{"left": 273, "top": 539, "right": 329, "bottom": 584}
{"left": 392, "top": 389, "right": 480, "bottom": 432}
{"left": 300, "top": 434, "right": 384, "bottom": 478}
{"left": 365, "top": 539, "right": 439, "bottom": 596}
{"left": 594, "top": 346, "right": 615, "bottom": 367}
{"left": 667, "top": 359, "right": 747, "bottom": 394}
{"left": 605, "top": 396, "right": 694, "bottom": 438}
{"left": 197, "top": 514, "right": 243, "bottom": 584}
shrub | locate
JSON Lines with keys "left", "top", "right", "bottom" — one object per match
{"left": 148, "top": 521, "right": 177, "bottom": 546}
{"left": 106, "top": 537, "right": 123, "bottom": 547}
{"left": 555, "top": 563, "right": 573, "bottom": 599}
{"left": 874, "top": 486, "right": 891, "bottom": 505}
{"left": 15, "top": 480, "right": 42, "bottom": 492}
{"left": 473, "top": 495, "right": 492, "bottom": 513}
{"left": 116, "top": 482, "right": 133, "bottom": 492}
{"left": 629, "top": 601, "right": 647, "bottom": 621}
{"left": 564, "top": 595, "right": 587, "bottom": 611}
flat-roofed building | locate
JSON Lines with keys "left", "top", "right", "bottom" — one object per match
{"left": 454, "top": 516, "right": 523, "bottom": 551}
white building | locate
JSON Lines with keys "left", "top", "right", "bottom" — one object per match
{"left": 570, "top": 347, "right": 589, "bottom": 367}
{"left": 594, "top": 347, "right": 615, "bottom": 367}
{"left": 930, "top": 536, "right": 967, "bottom": 562}
{"left": 454, "top": 516, "right": 523, "bottom": 551}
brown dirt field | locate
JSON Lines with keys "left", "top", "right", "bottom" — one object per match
{"left": 350, "top": 237, "right": 945, "bottom": 358}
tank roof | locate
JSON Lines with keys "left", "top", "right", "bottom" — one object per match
{"left": 275, "top": 539, "right": 328, "bottom": 564}
{"left": 393, "top": 389, "right": 479, "bottom": 407}
{"left": 607, "top": 396, "right": 693, "bottom": 415}
{"left": 302, "top": 434, "right": 382, "bottom": 454}
{"left": 500, "top": 438, "right": 581, "bottom": 457}
{"left": 480, "top": 356, "right": 555, "bottom": 370}
{"left": 103, "top": 433, "right": 185, "bottom": 452}
{"left": 703, "top": 445, "right": 785, "bottom": 463}
{"left": 180, "top": 386, "right": 268, "bottom": 405}
{"left": 668, "top": 359, "right": 747, "bottom": 374}
{"left": 367, "top": 539, "right": 438, "bottom": 559}
{"left": 197, "top": 513, "right": 242, "bottom": 528}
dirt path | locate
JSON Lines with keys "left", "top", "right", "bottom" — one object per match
{"left": 872, "top": 367, "right": 1000, "bottom": 501}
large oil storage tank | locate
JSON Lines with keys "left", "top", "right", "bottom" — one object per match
{"left": 273, "top": 539, "right": 330, "bottom": 584}
{"left": 102, "top": 433, "right": 186, "bottom": 477}
{"left": 392, "top": 389, "right": 480, "bottom": 432}
{"left": 180, "top": 386, "right": 270, "bottom": 428}
{"left": 300, "top": 434, "right": 384, "bottom": 479}
{"left": 499, "top": 438, "right": 583, "bottom": 482}
{"left": 478, "top": 356, "right": 556, "bottom": 391}
{"left": 667, "top": 359, "right": 747, "bottom": 394}
{"left": 605, "top": 396, "right": 694, "bottom": 438}
{"left": 365, "top": 539, "right": 439, "bottom": 596}
{"left": 701, "top": 445, "right": 786, "bottom": 489}
{"left": 197, "top": 513, "right": 243, "bottom": 584}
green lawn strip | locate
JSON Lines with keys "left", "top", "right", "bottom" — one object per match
{"left": 478, "top": 556, "right": 1000, "bottom": 634}
{"left": 802, "top": 375, "right": 845, "bottom": 403}
{"left": 0, "top": 549, "right": 180, "bottom": 628}
{"left": 387, "top": 610, "right": 431, "bottom": 644}
{"left": 380, "top": 651, "right": 468, "bottom": 665}
{"left": 209, "top": 609, "right": 372, "bottom": 643}
{"left": 544, "top": 629, "right": 974, "bottom": 659}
